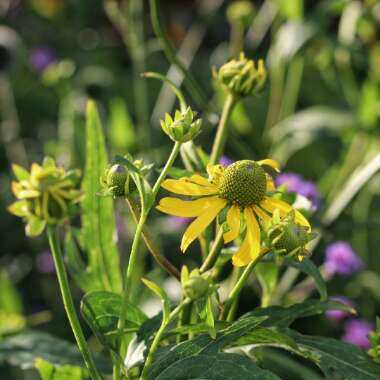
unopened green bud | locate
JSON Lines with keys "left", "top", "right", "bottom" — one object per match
{"left": 214, "top": 53, "right": 266, "bottom": 97}
{"left": 101, "top": 164, "right": 129, "bottom": 197}
{"left": 183, "top": 275, "right": 210, "bottom": 300}
{"left": 160, "top": 107, "right": 202, "bottom": 143}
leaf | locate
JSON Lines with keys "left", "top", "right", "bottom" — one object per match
{"left": 80, "top": 290, "right": 147, "bottom": 350}
{"left": 0, "top": 270, "right": 23, "bottom": 314}
{"left": 148, "top": 315, "right": 267, "bottom": 378}
{"left": 286, "top": 329, "right": 380, "bottom": 379}
{"left": 155, "top": 352, "right": 280, "bottom": 380}
{"left": 0, "top": 330, "right": 111, "bottom": 373}
{"left": 285, "top": 258, "right": 327, "bottom": 301}
{"left": 25, "top": 217, "right": 46, "bottom": 237}
{"left": 141, "top": 278, "right": 170, "bottom": 321}
{"left": 81, "top": 100, "right": 122, "bottom": 293}
{"left": 255, "top": 262, "right": 279, "bottom": 306}
{"left": 241, "top": 300, "right": 356, "bottom": 328}
{"left": 11, "top": 164, "right": 30, "bottom": 180}
{"left": 35, "top": 358, "right": 90, "bottom": 380}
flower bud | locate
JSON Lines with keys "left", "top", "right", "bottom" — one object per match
{"left": 100, "top": 164, "right": 129, "bottom": 197}
{"left": 8, "top": 157, "right": 82, "bottom": 237}
{"left": 183, "top": 275, "right": 210, "bottom": 300}
{"left": 214, "top": 53, "right": 266, "bottom": 97}
{"left": 266, "top": 210, "right": 315, "bottom": 261}
{"left": 160, "top": 107, "right": 202, "bottom": 143}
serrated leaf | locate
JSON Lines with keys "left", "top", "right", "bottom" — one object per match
{"left": 0, "top": 330, "right": 110, "bottom": 373}
{"left": 286, "top": 329, "right": 380, "bottom": 379}
{"left": 155, "top": 352, "right": 280, "bottom": 380}
{"left": 81, "top": 100, "right": 122, "bottom": 293}
{"left": 80, "top": 290, "right": 147, "bottom": 350}
{"left": 285, "top": 258, "right": 327, "bottom": 301}
{"left": 35, "top": 358, "right": 90, "bottom": 380}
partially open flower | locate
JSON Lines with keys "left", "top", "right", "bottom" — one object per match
{"left": 265, "top": 209, "right": 316, "bottom": 261}
{"left": 160, "top": 107, "right": 202, "bottom": 143}
{"left": 214, "top": 53, "right": 266, "bottom": 97}
{"left": 8, "top": 157, "right": 82, "bottom": 237}
{"left": 100, "top": 164, "right": 129, "bottom": 198}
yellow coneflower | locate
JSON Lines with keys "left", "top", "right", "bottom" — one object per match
{"left": 157, "top": 159, "right": 311, "bottom": 267}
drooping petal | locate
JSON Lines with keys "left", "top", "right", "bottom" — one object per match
{"left": 252, "top": 205, "right": 271, "bottom": 223}
{"left": 223, "top": 205, "right": 241, "bottom": 243}
{"left": 161, "top": 178, "right": 217, "bottom": 196}
{"left": 157, "top": 196, "right": 218, "bottom": 217}
{"left": 257, "top": 159, "right": 280, "bottom": 172}
{"left": 232, "top": 208, "right": 261, "bottom": 266}
{"left": 188, "top": 174, "right": 211, "bottom": 186}
{"left": 181, "top": 198, "right": 227, "bottom": 252}
{"left": 260, "top": 197, "right": 311, "bottom": 230}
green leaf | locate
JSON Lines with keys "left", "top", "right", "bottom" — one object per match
{"left": 0, "top": 270, "right": 23, "bottom": 314}
{"left": 11, "top": 164, "right": 30, "bottom": 181}
{"left": 241, "top": 300, "right": 356, "bottom": 328}
{"left": 35, "top": 358, "right": 90, "bottom": 380}
{"left": 142, "top": 278, "right": 170, "bottom": 321}
{"left": 108, "top": 97, "right": 137, "bottom": 153}
{"left": 166, "top": 166, "right": 194, "bottom": 179}
{"left": 155, "top": 352, "right": 280, "bottom": 380}
{"left": 80, "top": 290, "right": 147, "bottom": 350}
{"left": 0, "top": 330, "right": 111, "bottom": 373}
{"left": 25, "top": 217, "right": 46, "bottom": 237}
{"left": 286, "top": 329, "right": 380, "bottom": 379}
{"left": 285, "top": 258, "right": 327, "bottom": 301}
{"left": 255, "top": 262, "right": 279, "bottom": 306}
{"left": 81, "top": 100, "right": 122, "bottom": 293}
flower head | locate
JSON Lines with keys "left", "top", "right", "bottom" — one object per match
{"left": 8, "top": 157, "right": 82, "bottom": 237}
{"left": 157, "top": 159, "right": 311, "bottom": 267}
{"left": 100, "top": 164, "right": 129, "bottom": 198}
{"left": 160, "top": 107, "right": 202, "bottom": 143}
{"left": 324, "top": 241, "right": 363, "bottom": 276}
{"left": 342, "top": 319, "right": 374, "bottom": 349}
{"left": 325, "top": 296, "right": 354, "bottom": 321}
{"left": 275, "top": 172, "right": 321, "bottom": 211}
{"left": 30, "top": 47, "right": 57, "bottom": 72}
{"left": 214, "top": 53, "right": 266, "bottom": 97}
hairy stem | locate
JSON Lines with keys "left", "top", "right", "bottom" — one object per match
{"left": 47, "top": 226, "right": 102, "bottom": 380}
{"left": 210, "top": 94, "right": 237, "bottom": 165}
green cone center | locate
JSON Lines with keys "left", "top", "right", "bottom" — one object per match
{"left": 219, "top": 160, "right": 267, "bottom": 208}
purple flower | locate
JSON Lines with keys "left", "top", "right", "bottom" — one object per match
{"left": 219, "top": 156, "right": 234, "bottom": 167}
{"left": 168, "top": 216, "right": 193, "bottom": 227}
{"left": 30, "top": 47, "right": 57, "bottom": 72}
{"left": 324, "top": 241, "right": 363, "bottom": 276}
{"left": 342, "top": 319, "right": 374, "bottom": 349}
{"left": 36, "top": 251, "right": 55, "bottom": 273}
{"left": 275, "top": 172, "right": 321, "bottom": 210}
{"left": 326, "top": 296, "right": 354, "bottom": 321}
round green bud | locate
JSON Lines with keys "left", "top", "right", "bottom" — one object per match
{"left": 219, "top": 160, "right": 267, "bottom": 208}
{"left": 183, "top": 276, "right": 209, "bottom": 300}
{"left": 106, "top": 164, "right": 129, "bottom": 197}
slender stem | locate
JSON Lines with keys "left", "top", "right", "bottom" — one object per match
{"left": 140, "top": 299, "right": 190, "bottom": 380}
{"left": 200, "top": 228, "right": 224, "bottom": 273}
{"left": 126, "top": 196, "right": 180, "bottom": 279}
{"left": 221, "top": 252, "right": 266, "bottom": 321}
{"left": 149, "top": 0, "right": 209, "bottom": 110}
{"left": 210, "top": 94, "right": 237, "bottom": 165}
{"left": 47, "top": 226, "right": 102, "bottom": 380}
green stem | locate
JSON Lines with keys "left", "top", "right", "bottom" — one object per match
{"left": 220, "top": 253, "right": 264, "bottom": 321}
{"left": 140, "top": 299, "right": 190, "bottom": 380}
{"left": 210, "top": 94, "right": 237, "bottom": 165}
{"left": 200, "top": 228, "right": 224, "bottom": 273}
{"left": 149, "top": 0, "right": 209, "bottom": 109}
{"left": 47, "top": 226, "right": 102, "bottom": 380}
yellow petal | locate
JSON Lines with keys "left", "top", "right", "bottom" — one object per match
{"left": 206, "top": 164, "right": 225, "bottom": 186}
{"left": 252, "top": 205, "right": 271, "bottom": 223}
{"left": 157, "top": 196, "right": 218, "bottom": 217}
{"left": 181, "top": 198, "right": 227, "bottom": 252}
{"left": 260, "top": 197, "right": 311, "bottom": 230}
{"left": 161, "top": 178, "right": 217, "bottom": 196}
{"left": 257, "top": 159, "right": 280, "bottom": 172}
{"left": 223, "top": 205, "right": 241, "bottom": 243}
{"left": 188, "top": 174, "right": 211, "bottom": 186}
{"left": 266, "top": 174, "right": 275, "bottom": 192}
{"left": 232, "top": 208, "right": 261, "bottom": 266}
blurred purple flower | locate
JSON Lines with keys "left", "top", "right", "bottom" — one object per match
{"left": 30, "top": 47, "right": 57, "bottom": 72}
{"left": 168, "top": 216, "right": 193, "bottom": 229}
{"left": 324, "top": 241, "right": 363, "bottom": 276}
{"left": 326, "top": 296, "right": 354, "bottom": 321}
{"left": 36, "top": 251, "right": 55, "bottom": 273}
{"left": 342, "top": 319, "right": 374, "bottom": 349}
{"left": 219, "top": 156, "right": 234, "bottom": 167}
{"left": 275, "top": 172, "right": 321, "bottom": 210}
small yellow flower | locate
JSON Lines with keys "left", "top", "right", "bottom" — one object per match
{"left": 157, "top": 159, "right": 311, "bottom": 267}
